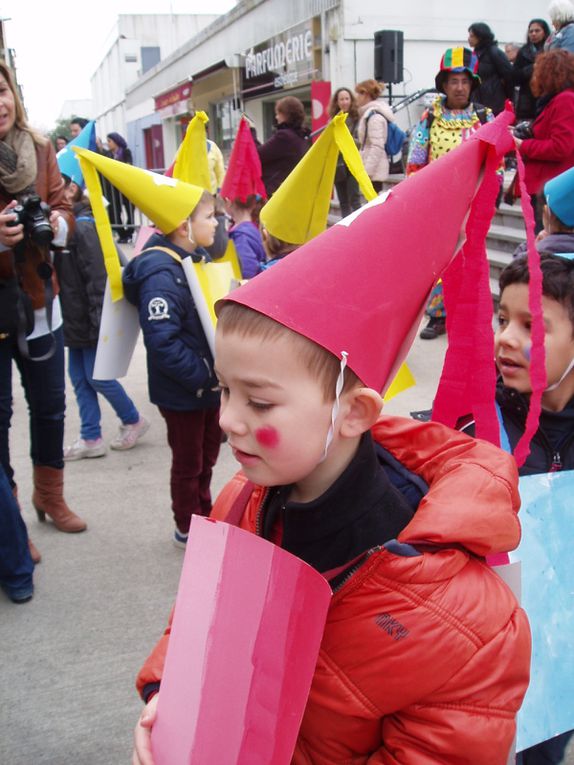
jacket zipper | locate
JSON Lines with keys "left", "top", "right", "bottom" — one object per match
{"left": 255, "top": 489, "right": 270, "bottom": 538}
{"left": 331, "top": 547, "right": 381, "bottom": 594}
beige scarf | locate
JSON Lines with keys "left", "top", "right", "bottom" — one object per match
{"left": 0, "top": 127, "right": 37, "bottom": 194}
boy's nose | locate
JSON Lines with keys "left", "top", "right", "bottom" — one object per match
{"left": 218, "top": 401, "right": 246, "bottom": 436}
{"left": 498, "top": 326, "right": 520, "bottom": 348}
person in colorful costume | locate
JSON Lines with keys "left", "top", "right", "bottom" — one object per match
{"left": 407, "top": 47, "right": 494, "bottom": 340}
{"left": 132, "top": 115, "right": 530, "bottom": 765}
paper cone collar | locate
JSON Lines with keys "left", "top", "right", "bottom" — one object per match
{"left": 73, "top": 147, "right": 205, "bottom": 233}
{"left": 220, "top": 116, "right": 267, "bottom": 202}
{"left": 260, "top": 113, "right": 376, "bottom": 244}
{"left": 221, "top": 111, "right": 514, "bottom": 394}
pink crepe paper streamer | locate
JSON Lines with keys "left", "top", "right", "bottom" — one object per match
{"left": 513, "top": 151, "right": 546, "bottom": 468}
{"left": 432, "top": 147, "right": 502, "bottom": 445}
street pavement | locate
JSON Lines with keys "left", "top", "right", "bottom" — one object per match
{"left": 1, "top": 288, "right": 571, "bottom": 763}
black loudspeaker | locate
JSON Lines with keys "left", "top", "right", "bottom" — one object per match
{"left": 374, "top": 30, "right": 404, "bottom": 84}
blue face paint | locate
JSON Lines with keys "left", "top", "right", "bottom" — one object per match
{"left": 523, "top": 344, "right": 531, "bottom": 362}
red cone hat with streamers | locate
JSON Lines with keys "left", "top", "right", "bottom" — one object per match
{"left": 219, "top": 111, "right": 514, "bottom": 423}
{"left": 220, "top": 116, "right": 267, "bottom": 202}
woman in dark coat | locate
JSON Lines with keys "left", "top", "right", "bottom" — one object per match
{"left": 468, "top": 22, "right": 514, "bottom": 114}
{"left": 257, "top": 96, "right": 309, "bottom": 196}
{"left": 106, "top": 131, "right": 134, "bottom": 243}
{"left": 513, "top": 19, "right": 552, "bottom": 120}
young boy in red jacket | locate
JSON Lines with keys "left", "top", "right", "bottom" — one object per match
{"left": 132, "top": 115, "right": 531, "bottom": 765}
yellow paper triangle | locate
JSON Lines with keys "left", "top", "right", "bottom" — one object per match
{"left": 73, "top": 147, "right": 204, "bottom": 234}
{"left": 78, "top": 156, "right": 123, "bottom": 302}
{"left": 383, "top": 363, "right": 416, "bottom": 402}
{"left": 173, "top": 111, "right": 211, "bottom": 191}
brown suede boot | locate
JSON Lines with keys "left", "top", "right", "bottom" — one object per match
{"left": 32, "top": 466, "right": 87, "bottom": 533}
{"left": 12, "top": 484, "right": 42, "bottom": 563}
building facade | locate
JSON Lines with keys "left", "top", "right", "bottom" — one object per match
{"left": 90, "top": 13, "right": 220, "bottom": 165}
{"left": 116, "top": 0, "right": 546, "bottom": 169}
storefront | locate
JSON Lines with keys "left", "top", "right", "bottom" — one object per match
{"left": 240, "top": 17, "right": 331, "bottom": 139}
{"left": 153, "top": 80, "right": 194, "bottom": 166}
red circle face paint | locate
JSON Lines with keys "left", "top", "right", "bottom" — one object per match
{"left": 255, "top": 426, "right": 280, "bottom": 448}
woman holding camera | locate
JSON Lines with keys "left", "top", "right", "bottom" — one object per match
{"left": 511, "top": 49, "right": 574, "bottom": 230}
{"left": 0, "top": 61, "right": 86, "bottom": 550}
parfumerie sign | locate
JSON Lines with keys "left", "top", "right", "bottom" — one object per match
{"left": 241, "top": 20, "right": 317, "bottom": 97}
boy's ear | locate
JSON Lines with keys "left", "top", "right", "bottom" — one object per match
{"left": 339, "top": 387, "right": 383, "bottom": 438}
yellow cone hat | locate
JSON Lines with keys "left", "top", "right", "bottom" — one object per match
{"left": 73, "top": 146, "right": 205, "bottom": 302}
{"left": 73, "top": 147, "right": 205, "bottom": 234}
{"left": 260, "top": 113, "right": 376, "bottom": 245}
{"left": 172, "top": 111, "right": 211, "bottom": 190}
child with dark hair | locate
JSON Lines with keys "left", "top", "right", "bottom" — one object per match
{"left": 487, "top": 251, "right": 574, "bottom": 764}
{"left": 493, "top": 254, "right": 574, "bottom": 472}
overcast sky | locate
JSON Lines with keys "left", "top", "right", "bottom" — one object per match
{"left": 3, "top": 0, "right": 235, "bottom": 132}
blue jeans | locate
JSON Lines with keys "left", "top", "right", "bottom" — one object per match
{"left": 0, "top": 327, "right": 66, "bottom": 487}
{"left": 68, "top": 347, "right": 139, "bottom": 440}
{"left": 0, "top": 461, "right": 34, "bottom": 592}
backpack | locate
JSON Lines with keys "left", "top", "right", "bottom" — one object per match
{"left": 385, "top": 120, "right": 408, "bottom": 158}
{"left": 362, "top": 109, "right": 407, "bottom": 158}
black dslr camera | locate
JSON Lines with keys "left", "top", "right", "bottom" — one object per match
{"left": 513, "top": 121, "right": 533, "bottom": 140}
{"left": 8, "top": 193, "right": 53, "bottom": 247}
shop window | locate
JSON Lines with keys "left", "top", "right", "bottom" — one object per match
{"left": 213, "top": 99, "right": 242, "bottom": 157}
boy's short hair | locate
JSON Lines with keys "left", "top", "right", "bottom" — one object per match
{"left": 262, "top": 229, "right": 298, "bottom": 259}
{"left": 500, "top": 254, "right": 574, "bottom": 333}
{"left": 189, "top": 190, "right": 215, "bottom": 220}
{"left": 217, "top": 302, "right": 362, "bottom": 401}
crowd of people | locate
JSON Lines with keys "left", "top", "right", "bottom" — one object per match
{"left": 1, "top": 3, "right": 574, "bottom": 764}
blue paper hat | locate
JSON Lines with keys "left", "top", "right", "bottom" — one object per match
{"left": 544, "top": 167, "right": 574, "bottom": 227}
{"left": 57, "top": 120, "right": 97, "bottom": 187}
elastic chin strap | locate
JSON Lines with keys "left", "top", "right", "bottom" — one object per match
{"left": 187, "top": 220, "right": 196, "bottom": 247}
{"left": 545, "top": 356, "right": 574, "bottom": 392}
{"left": 319, "top": 351, "right": 348, "bottom": 463}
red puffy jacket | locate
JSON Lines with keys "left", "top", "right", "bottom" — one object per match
{"left": 520, "top": 89, "right": 574, "bottom": 194}
{"left": 137, "top": 416, "right": 531, "bottom": 764}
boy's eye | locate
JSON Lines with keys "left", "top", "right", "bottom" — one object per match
{"left": 248, "top": 400, "right": 273, "bottom": 411}
{"left": 497, "top": 315, "right": 508, "bottom": 328}
{"left": 216, "top": 384, "right": 229, "bottom": 397}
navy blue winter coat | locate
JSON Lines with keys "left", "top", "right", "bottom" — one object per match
{"left": 122, "top": 233, "right": 220, "bottom": 412}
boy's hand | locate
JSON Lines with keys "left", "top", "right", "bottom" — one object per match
{"left": 132, "top": 694, "right": 159, "bottom": 765}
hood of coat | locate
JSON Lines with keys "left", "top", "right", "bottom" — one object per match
{"left": 370, "top": 416, "right": 521, "bottom": 557}
{"left": 358, "top": 99, "right": 394, "bottom": 121}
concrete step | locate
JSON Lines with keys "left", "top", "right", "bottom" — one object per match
{"left": 487, "top": 223, "right": 525, "bottom": 254}
{"left": 494, "top": 203, "right": 526, "bottom": 231}
{"left": 487, "top": 247, "right": 513, "bottom": 279}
